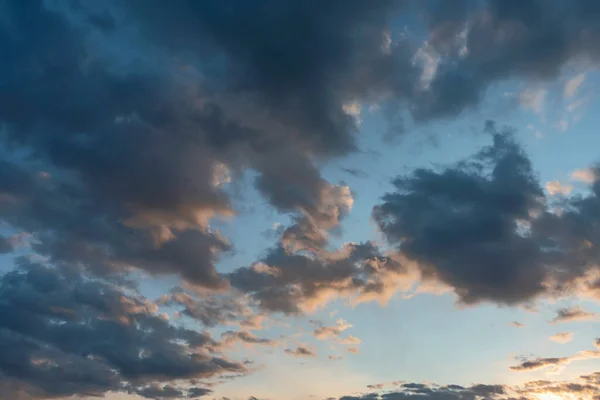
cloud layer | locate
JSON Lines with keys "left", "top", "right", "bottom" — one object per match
{"left": 2, "top": 0, "right": 600, "bottom": 398}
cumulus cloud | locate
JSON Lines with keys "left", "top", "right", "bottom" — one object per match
{"left": 229, "top": 241, "right": 410, "bottom": 314}
{"left": 0, "top": 259, "right": 245, "bottom": 399}
{"left": 5, "top": 1, "right": 600, "bottom": 397}
{"left": 374, "top": 127, "right": 547, "bottom": 305}
{"left": 374, "top": 122, "right": 600, "bottom": 306}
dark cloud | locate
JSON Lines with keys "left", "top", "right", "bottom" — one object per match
{"left": 0, "top": 235, "right": 13, "bottom": 253}
{"left": 415, "top": 0, "right": 600, "bottom": 120}
{"left": 373, "top": 128, "right": 547, "bottom": 305}
{"left": 0, "top": 259, "right": 245, "bottom": 398}
{"left": 342, "top": 168, "right": 370, "bottom": 179}
{"left": 229, "top": 241, "right": 406, "bottom": 313}
{"left": 0, "top": 0, "right": 239, "bottom": 288}
{"left": 284, "top": 346, "right": 316, "bottom": 358}
{"left": 133, "top": 384, "right": 183, "bottom": 400}
{"left": 3, "top": 0, "right": 600, "bottom": 307}
{"left": 188, "top": 387, "right": 213, "bottom": 398}
{"left": 123, "top": 0, "right": 600, "bottom": 134}
{"left": 335, "top": 372, "right": 600, "bottom": 399}
{"left": 510, "top": 349, "right": 600, "bottom": 372}
{"left": 4, "top": 1, "right": 600, "bottom": 398}
{"left": 373, "top": 122, "right": 600, "bottom": 305}
{"left": 339, "top": 381, "right": 505, "bottom": 400}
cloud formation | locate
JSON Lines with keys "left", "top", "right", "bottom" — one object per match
{"left": 374, "top": 127, "right": 547, "bottom": 305}
{"left": 229, "top": 241, "right": 408, "bottom": 313}
{"left": 284, "top": 346, "right": 316, "bottom": 358}
{"left": 0, "top": 259, "right": 242, "bottom": 399}
{"left": 551, "top": 306, "right": 596, "bottom": 324}
{"left": 4, "top": 1, "right": 600, "bottom": 398}
{"left": 510, "top": 348, "right": 600, "bottom": 373}
{"left": 339, "top": 372, "right": 600, "bottom": 399}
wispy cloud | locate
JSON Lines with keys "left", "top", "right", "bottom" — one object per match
{"left": 549, "top": 332, "right": 574, "bottom": 344}
{"left": 564, "top": 73, "right": 586, "bottom": 98}
{"left": 550, "top": 306, "right": 596, "bottom": 324}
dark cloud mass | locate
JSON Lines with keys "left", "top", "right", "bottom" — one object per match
{"left": 3, "top": 0, "right": 600, "bottom": 398}
{"left": 374, "top": 128, "right": 547, "bottom": 304}
{"left": 0, "top": 259, "right": 241, "bottom": 399}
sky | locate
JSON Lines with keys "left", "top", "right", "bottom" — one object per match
{"left": 1, "top": 1, "right": 600, "bottom": 399}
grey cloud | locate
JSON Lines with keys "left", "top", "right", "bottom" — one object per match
{"left": 510, "top": 356, "right": 567, "bottom": 372}
{"left": 4, "top": 0, "right": 600, "bottom": 315}
{"left": 339, "top": 381, "right": 505, "bottom": 400}
{"left": 373, "top": 128, "right": 546, "bottom": 305}
{"left": 373, "top": 122, "right": 600, "bottom": 305}
{"left": 229, "top": 241, "right": 405, "bottom": 313}
{"left": 0, "top": 259, "right": 245, "bottom": 398}
{"left": 416, "top": 0, "right": 600, "bottom": 121}
{"left": 188, "top": 387, "right": 213, "bottom": 398}
{"left": 123, "top": 0, "right": 600, "bottom": 137}
{"left": 510, "top": 340, "right": 600, "bottom": 372}
{"left": 0, "top": 235, "right": 13, "bottom": 253}
{"left": 335, "top": 372, "right": 600, "bottom": 399}
{"left": 284, "top": 346, "right": 316, "bottom": 358}
{"left": 133, "top": 384, "right": 183, "bottom": 399}
{"left": 221, "top": 331, "right": 278, "bottom": 347}
{"left": 0, "top": 0, "right": 377, "bottom": 291}
{"left": 0, "top": 0, "right": 237, "bottom": 288}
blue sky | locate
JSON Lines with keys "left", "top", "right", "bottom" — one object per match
{"left": 1, "top": 1, "right": 600, "bottom": 400}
